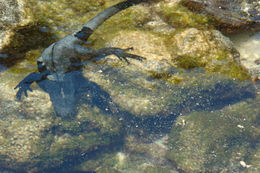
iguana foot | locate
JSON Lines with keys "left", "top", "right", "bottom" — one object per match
{"left": 14, "top": 72, "right": 48, "bottom": 100}
{"left": 112, "top": 47, "right": 146, "bottom": 64}
{"left": 14, "top": 81, "right": 33, "bottom": 100}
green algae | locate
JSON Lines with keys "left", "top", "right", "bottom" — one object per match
{"left": 173, "top": 53, "right": 250, "bottom": 80}
{"left": 0, "top": 109, "right": 122, "bottom": 172}
{"left": 165, "top": 28, "right": 251, "bottom": 80}
{"left": 23, "top": 0, "right": 150, "bottom": 48}
{"left": 147, "top": 71, "right": 184, "bottom": 84}
{"left": 23, "top": 0, "right": 106, "bottom": 36}
{"left": 155, "top": 2, "right": 212, "bottom": 29}
{"left": 167, "top": 96, "right": 260, "bottom": 172}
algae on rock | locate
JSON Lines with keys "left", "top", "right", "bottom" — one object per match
{"left": 168, "top": 28, "right": 250, "bottom": 80}
{"left": 154, "top": 0, "right": 211, "bottom": 29}
{"left": 0, "top": 69, "right": 122, "bottom": 172}
{"left": 167, "top": 96, "right": 260, "bottom": 172}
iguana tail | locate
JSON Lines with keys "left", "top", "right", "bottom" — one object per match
{"left": 74, "top": 0, "right": 147, "bottom": 41}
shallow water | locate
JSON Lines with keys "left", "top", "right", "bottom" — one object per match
{"left": 0, "top": 0, "right": 259, "bottom": 173}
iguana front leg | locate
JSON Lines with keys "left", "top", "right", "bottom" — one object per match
{"left": 14, "top": 70, "right": 50, "bottom": 100}
{"left": 74, "top": 45, "right": 146, "bottom": 64}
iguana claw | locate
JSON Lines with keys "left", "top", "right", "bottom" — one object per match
{"left": 113, "top": 47, "right": 146, "bottom": 64}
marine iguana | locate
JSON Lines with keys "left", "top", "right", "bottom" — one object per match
{"left": 15, "top": 0, "right": 147, "bottom": 100}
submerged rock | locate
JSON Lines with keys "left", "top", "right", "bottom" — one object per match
{"left": 0, "top": 70, "right": 122, "bottom": 172}
{"left": 83, "top": 63, "right": 256, "bottom": 118}
{"left": 167, "top": 95, "right": 260, "bottom": 172}
{"left": 182, "top": 0, "right": 260, "bottom": 33}
{"left": 75, "top": 134, "right": 178, "bottom": 173}
{"left": 82, "top": 30, "right": 255, "bottom": 118}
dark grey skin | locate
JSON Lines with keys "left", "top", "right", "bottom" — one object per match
{"left": 15, "top": 0, "right": 147, "bottom": 99}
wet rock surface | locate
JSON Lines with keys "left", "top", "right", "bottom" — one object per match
{"left": 167, "top": 95, "right": 260, "bottom": 172}
{"left": 75, "top": 134, "right": 179, "bottom": 173}
{"left": 230, "top": 31, "right": 260, "bottom": 80}
{"left": 182, "top": 0, "right": 260, "bottom": 33}
{"left": 0, "top": 68, "right": 122, "bottom": 172}
{"left": 83, "top": 63, "right": 256, "bottom": 118}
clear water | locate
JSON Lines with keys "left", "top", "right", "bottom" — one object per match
{"left": 0, "top": 1, "right": 259, "bottom": 173}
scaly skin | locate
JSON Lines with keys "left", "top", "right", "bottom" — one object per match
{"left": 15, "top": 0, "right": 147, "bottom": 100}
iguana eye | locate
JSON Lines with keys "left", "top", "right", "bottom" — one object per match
{"left": 37, "top": 59, "right": 47, "bottom": 72}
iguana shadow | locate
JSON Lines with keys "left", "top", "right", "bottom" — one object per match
{"left": 37, "top": 70, "right": 118, "bottom": 117}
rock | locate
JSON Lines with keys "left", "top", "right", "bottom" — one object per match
{"left": 182, "top": 0, "right": 260, "bottom": 33}
{"left": 169, "top": 28, "right": 250, "bottom": 79}
{"left": 230, "top": 31, "right": 260, "bottom": 80}
{"left": 106, "top": 30, "right": 173, "bottom": 72}
{"left": 154, "top": 0, "right": 210, "bottom": 29}
{"left": 167, "top": 95, "right": 260, "bottom": 172}
{"left": 74, "top": 135, "right": 178, "bottom": 173}
{"left": 0, "top": 0, "right": 31, "bottom": 49}
{"left": 0, "top": 0, "right": 27, "bottom": 28}
{"left": 82, "top": 30, "right": 256, "bottom": 118}
{"left": 0, "top": 70, "right": 122, "bottom": 172}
